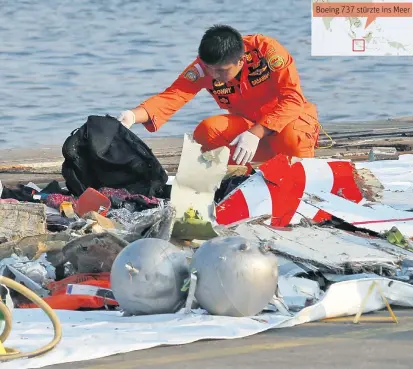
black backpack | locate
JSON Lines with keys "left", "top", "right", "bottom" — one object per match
{"left": 61, "top": 115, "right": 168, "bottom": 197}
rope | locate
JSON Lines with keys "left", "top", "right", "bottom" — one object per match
{"left": 317, "top": 123, "right": 334, "bottom": 149}
{"left": 0, "top": 276, "right": 62, "bottom": 362}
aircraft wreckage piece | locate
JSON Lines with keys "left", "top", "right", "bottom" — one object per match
{"left": 187, "top": 236, "right": 279, "bottom": 317}
{"left": 169, "top": 133, "right": 230, "bottom": 240}
{"left": 170, "top": 133, "right": 229, "bottom": 223}
{"left": 215, "top": 155, "right": 366, "bottom": 227}
{"left": 231, "top": 223, "right": 413, "bottom": 273}
{"left": 110, "top": 238, "right": 191, "bottom": 315}
{"left": 302, "top": 191, "right": 413, "bottom": 238}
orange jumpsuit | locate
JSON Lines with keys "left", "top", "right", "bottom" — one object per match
{"left": 139, "top": 34, "right": 320, "bottom": 161}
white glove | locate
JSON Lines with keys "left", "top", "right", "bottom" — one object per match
{"left": 117, "top": 110, "right": 136, "bottom": 129}
{"left": 229, "top": 130, "right": 260, "bottom": 165}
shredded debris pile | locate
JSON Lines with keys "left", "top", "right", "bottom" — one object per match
{"left": 3, "top": 134, "right": 413, "bottom": 367}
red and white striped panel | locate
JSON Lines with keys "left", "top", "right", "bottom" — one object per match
{"left": 215, "top": 154, "right": 363, "bottom": 227}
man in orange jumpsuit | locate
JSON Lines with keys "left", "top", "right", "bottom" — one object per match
{"left": 118, "top": 24, "right": 320, "bottom": 166}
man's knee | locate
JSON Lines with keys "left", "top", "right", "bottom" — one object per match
{"left": 269, "top": 119, "right": 318, "bottom": 158}
{"left": 193, "top": 114, "right": 251, "bottom": 150}
{"left": 193, "top": 116, "right": 221, "bottom": 147}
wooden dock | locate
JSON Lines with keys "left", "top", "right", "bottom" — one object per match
{"left": 1, "top": 116, "right": 412, "bottom": 187}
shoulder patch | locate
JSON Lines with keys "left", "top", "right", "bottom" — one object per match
{"left": 183, "top": 63, "right": 204, "bottom": 82}
{"left": 266, "top": 48, "right": 285, "bottom": 72}
{"left": 184, "top": 67, "right": 199, "bottom": 82}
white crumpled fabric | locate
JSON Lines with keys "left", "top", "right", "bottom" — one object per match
{"left": 0, "top": 253, "right": 56, "bottom": 286}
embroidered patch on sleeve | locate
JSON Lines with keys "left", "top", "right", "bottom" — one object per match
{"left": 266, "top": 49, "right": 285, "bottom": 72}
{"left": 183, "top": 67, "right": 200, "bottom": 82}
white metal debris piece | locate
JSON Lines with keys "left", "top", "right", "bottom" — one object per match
{"left": 232, "top": 223, "right": 411, "bottom": 272}
{"left": 278, "top": 276, "right": 323, "bottom": 311}
{"left": 368, "top": 147, "right": 398, "bottom": 161}
{"left": 170, "top": 133, "right": 230, "bottom": 222}
{"left": 277, "top": 256, "right": 317, "bottom": 276}
{"left": 322, "top": 273, "right": 379, "bottom": 282}
{"left": 303, "top": 191, "right": 413, "bottom": 237}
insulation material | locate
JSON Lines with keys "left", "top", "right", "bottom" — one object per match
{"left": 354, "top": 167, "right": 384, "bottom": 202}
{"left": 215, "top": 155, "right": 364, "bottom": 227}
{"left": 170, "top": 134, "right": 230, "bottom": 222}
{"left": 232, "top": 223, "right": 411, "bottom": 273}
{"left": 3, "top": 278, "right": 413, "bottom": 369}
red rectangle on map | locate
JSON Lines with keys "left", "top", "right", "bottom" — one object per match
{"left": 352, "top": 39, "right": 366, "bottom": 52}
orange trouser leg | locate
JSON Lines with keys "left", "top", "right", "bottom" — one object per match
{"left": 261, "top": 117, "right": 320, "bottom": 159}
{"left": 193, "top": 114, "right": 319, "bottom": 163}
{"left": 193, "top": 114, "right": 258, "bottom": 165}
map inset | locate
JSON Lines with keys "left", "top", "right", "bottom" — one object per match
{"left": 311, "top": 0, "right": 413, "bottom": 55}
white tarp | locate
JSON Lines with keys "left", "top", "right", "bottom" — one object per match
{"left": 2, "top": 277, "right": 413, "bottom": 369}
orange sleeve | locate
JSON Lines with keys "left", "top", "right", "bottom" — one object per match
{"left": 139, "top": 60, "right": 205, "bottom": 132}
{"left": 255, "top": 35, "right": 306, "bottom": 133}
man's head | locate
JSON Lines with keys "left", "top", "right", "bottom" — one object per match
{"left": 198, "top": 25, "right": 244, "bottom": 82}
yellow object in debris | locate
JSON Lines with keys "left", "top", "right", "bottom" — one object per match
{"left": 0, "top": 276, "right": 62, "bottom": 362}
{"left": 384, "top": 226, "right": 413, "bottom": 250}
{"left": 353, "top": 281, "right": 398, "bottom": 324}
{"left": 172, "top": 207, "right": 218, "bottom": 241}
{"left": 59, "top": 201, "right": 76, "bottom": 218}
{"left": 183, "top": 207, "right": 198, "bottom": 220}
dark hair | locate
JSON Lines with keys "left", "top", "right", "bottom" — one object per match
{"left": 198, "top": 24, "right": 244, "bottom": 65}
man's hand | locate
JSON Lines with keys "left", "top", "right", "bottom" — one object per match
{"left": 229, "top": 130, "right": 260, "bottom": 165}
{"left": 117, "top": 110, "right": 136, "bottom": 129}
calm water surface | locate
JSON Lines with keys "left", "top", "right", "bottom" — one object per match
{"left": 1, "top": 0, "right": 412, "bottom": 149}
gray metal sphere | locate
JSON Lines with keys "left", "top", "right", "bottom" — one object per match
{"left": 110, "top": 238, "right": 190, "bottom": 315}
{"left": 190, "top": 236, "right": 278, "bottom": 317}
